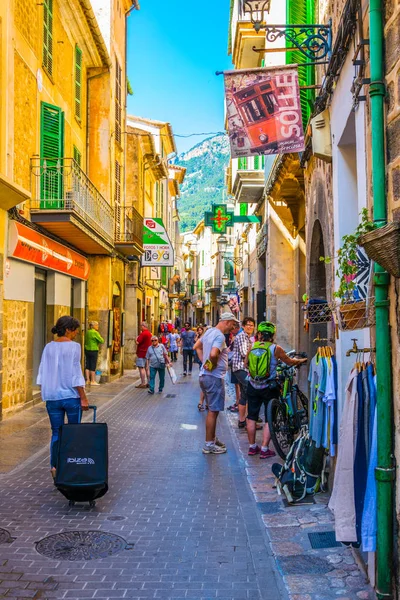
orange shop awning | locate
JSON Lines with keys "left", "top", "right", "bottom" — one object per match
{"left": 8, "top": 221, "right": 90, "bottom": 281}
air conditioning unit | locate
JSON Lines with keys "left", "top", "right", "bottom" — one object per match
{"left": 310, "top": 109, "right": 332, "bottom": 162}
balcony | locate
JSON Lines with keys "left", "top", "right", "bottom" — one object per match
{"left": 114, "top": 206, "right": 143, "bottom": 256}
{"left": 205, "top": 277, "right": 221, "bottom": 293}
{"left": 30, "top": 158, "right": 114, "bottom": 254}
{"left": 233, "top": 169, "right": 265, "bottom": 204}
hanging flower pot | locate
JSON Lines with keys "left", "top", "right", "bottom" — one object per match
{"left": 359, "top": 221, "right": 400, "bottom": 277}
{"left": 336, "top": 300, "right": 368, "bottom": 331}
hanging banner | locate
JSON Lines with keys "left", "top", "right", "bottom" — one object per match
{"left": 224, "top": 66, "right": 305, "bottom": 158}
{"left": 142, "top": 218, "right": 174, "bottom": 266}
{"left": 8, "top": 221, "right": 90, "bottom": 280}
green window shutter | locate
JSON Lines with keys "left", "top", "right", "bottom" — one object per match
{"left": 43, "top": 0, "right": 53, "bottom": 77}
{"left": 75, "top": 46, "right": 82, "bottom": 121}
{"left": 238, "top": 157, "right": 248, "bottom": 170}
{"left": 115, "top": 60, "right": 122, "bottom": 144}
{"left": 286, "top": 0, "right": 315, "bottom": 129}
{"left": 73, "top": 146, "right": 81, "bottom": 166}
{"left": 240, "top": 203, "right": 248, "bottom": 216}
{"left": 40, "top": 102, "right": 64, "bottom": 206}
{"left": 161, "top": 267, "right": 167, "bottom": 287}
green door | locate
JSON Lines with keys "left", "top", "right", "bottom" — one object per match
{"left": 40, "top": 102, "right": 64, "bottom": 208}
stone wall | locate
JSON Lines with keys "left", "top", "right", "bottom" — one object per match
{"left": 14, "top": 0, "right": 38, "bottom": 53}
{"left": 2, "top": 300, "right": 33, "bottom": 416}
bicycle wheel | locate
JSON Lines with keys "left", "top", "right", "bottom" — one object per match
{"left": 267, "top": 398, "right": 295, "bottom": 460}
{"left": 295, "top": 389, "right": 309, "bottom": 428}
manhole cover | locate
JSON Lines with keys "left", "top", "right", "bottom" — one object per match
{"left": 308, "top": 531, "right": 342, "bottom": 549}
{"left": 166, "top": 394, "right": 176, "bottom": 398}
{"left": 35, "top": 531, "right": 134, "bottom": 560}
{"left": 106, "top": 516, "right": 126, "bottom": 522}
{"left": 0, "top": 528, "right": 15, "bottom": 544}
{"left": 279, "top": 555, "right": 333, "bottom": 575}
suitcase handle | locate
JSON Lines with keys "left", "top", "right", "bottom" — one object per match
{"left": 79, "top": 405, "right": 97, "bottom": 423}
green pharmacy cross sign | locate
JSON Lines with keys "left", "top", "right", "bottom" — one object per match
{"left": 204, "top": 204, "right": 261, "bottom": 234}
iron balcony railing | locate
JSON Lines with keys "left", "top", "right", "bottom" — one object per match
{"left": 30, "top": 158, "right": 114, "bottom": 245}
{"left": 205, "top": 277, "right": 222, "bottom": 293}
{"left": 115, "top": 205, "right": 143, "bottom": 247}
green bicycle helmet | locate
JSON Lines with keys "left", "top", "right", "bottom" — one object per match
{"left": 257, "top": 321, "right": 276, "bottom": 335}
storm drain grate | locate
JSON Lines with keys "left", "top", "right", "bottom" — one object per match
{"left": 35, "top": 530, "right": 134, "bottom": 561}
{"left": 0, "top": 528, "right": 15, "bottom": 544}
{"left": 308, "top": 531, "right": 342, "bottom": 549}
{"left": 166, "top": 394, "right": 176, "bottom": 398}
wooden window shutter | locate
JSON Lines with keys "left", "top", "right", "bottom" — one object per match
{"left": 286, "top": 0, "right": 315, "bottom": 129}
{"left": 40, "top": 102, "right": 64, "bottom": 204}
{"left": 115, "top": 61, "right": 122, "bottom": 144}
{"left": 43, "top": 0, "right": 53, "bottom": 77}
{"left": 73, "top": 145, "right": 81, "bottom": 166}
{"left": 238, "top": 157, "right": 248, "bottom": 170}
{"left": 75, "top": 46, "right": 82, "bottom": 121}
{"left": 115, "top": 160, "right": 122, "bottom": 233}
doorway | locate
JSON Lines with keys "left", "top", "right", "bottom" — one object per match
{"left": 33, "top": 269, "right": 47, "bottom": 386}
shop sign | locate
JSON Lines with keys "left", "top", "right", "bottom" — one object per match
{"left": 142, "top": 218, "right": 174, "bottom": 266}
{"left": 8, "top": 221, "right": 90, "bottom": 280}
{"left": 224, "top": 66, "right": 304, "bottom": 158}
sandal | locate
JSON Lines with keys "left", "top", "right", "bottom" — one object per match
{"left": 198, "top": 403, "right": 205, "bottom": 411}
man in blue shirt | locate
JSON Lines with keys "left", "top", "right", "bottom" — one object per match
{"left": 179, "top": 322, "right": 196, "bottom": 376}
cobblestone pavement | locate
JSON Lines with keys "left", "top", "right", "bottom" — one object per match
{"left": 0, "top": 373, "right": 285, "bottom": 600}
{"left": 224, "top": 385, "right": 376, "bottom": 600}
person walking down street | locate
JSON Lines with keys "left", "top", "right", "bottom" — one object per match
{"left": 37, "top": 316, "right": 89, "bottom": 479}
{"left": 135, "top": 322, "right": 152, "bottom": 389}
{"left": 84, "top": 321, "right": 104, "bottom": 386}
{"left": 180, "top": 322, "right": 196, "bottom": 376}
{"left": 167, "top": 328, "right": 180, "bottom": 362}
{"left": 194, "top": 326, "right": 204, "bottom": 367}
{"left": 246, "top": 322, "right": 307, "bottom": 458}
{"left": 232, "top": 317, "right": 255, "bottom": 428}
{"left": 194, "top": 312, "right": 240, "bottom": 455}
{"left": 145, "top": 336, "right": 171, "bottom": 395}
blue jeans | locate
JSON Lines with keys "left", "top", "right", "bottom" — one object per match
{"left": 46, "top": 398, "right": 81, "bottom": 468}
{"left": 149, "top": 367, "right": 165, "bottom": 393}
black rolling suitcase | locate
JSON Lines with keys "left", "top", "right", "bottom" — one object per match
{"left": 54, "top": 406, "right": 108, "bottom": 507}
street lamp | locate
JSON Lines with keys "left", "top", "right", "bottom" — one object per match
{"left": 242, "top": 0, "right": 331, "bottom": 62}
{"left": 217, "top": 235, "right": 228, "bottom": 255}
{"left": 222, "top": 273, "right": 229, "bottom": 290}
{"left": 242, "top": 0, "right": 271, "bottom": 33}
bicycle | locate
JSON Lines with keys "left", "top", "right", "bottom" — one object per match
{"left": 266, "top": 351, "right": 308, "bottom": 460}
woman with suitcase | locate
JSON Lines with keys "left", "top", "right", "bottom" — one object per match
{"left": 37, "top": 315, "right": 89, "bottom": 479}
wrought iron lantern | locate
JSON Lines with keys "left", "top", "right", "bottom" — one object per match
{"left": 242, "top": 0, "right": 331, "bottom": 62}
{"left": 242, "top": 0, "right": 271, "bottom": 33}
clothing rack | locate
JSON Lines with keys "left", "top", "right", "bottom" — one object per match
{"left": 345, "top": 338, "right": 376, "bottom": 357}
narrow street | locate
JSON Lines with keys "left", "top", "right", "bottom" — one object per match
{"left": 0, "top": 375, "right": 284, "bottom": 600}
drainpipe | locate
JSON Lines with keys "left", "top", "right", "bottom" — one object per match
{"left": 369, "top": 0, "right": 395, "bottom": 597}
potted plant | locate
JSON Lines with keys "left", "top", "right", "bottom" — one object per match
{"left": 320, "top": 209, "right": 375, "bottom": 330}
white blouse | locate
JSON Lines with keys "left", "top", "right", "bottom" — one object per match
{"left": 37, "top": 341, "right": 85, "bottom": 401}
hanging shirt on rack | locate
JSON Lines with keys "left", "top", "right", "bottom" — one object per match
{"left": 329, "top": 367, "right": 359, "bottom": 543}
{"left": 308, "top": 354, "right": 327, "bottom": 446}
{"left": 361, "top": 405, "right": 377, "bottom": 551}
{"left": 354, "top": 369, "right": 368, "bottom": 543}
{"left": 321, "top": 357, "right": 337, "bottom": 455}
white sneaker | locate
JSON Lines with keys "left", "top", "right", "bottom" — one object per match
{"left": 202, "top": 444, "right": 227, "bottom": 455}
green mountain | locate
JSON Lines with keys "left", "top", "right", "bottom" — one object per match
{"left": 176, "top": 134, "right": 230, "bottom": 232}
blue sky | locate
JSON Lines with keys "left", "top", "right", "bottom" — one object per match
{"left": 126, "top": 1, "right": 232, "bottom": 155}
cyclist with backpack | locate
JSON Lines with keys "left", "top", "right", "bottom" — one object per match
{"left": 246, "top": 321, "right": 307, "bottom": 458}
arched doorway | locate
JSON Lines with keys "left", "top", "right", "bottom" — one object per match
{"left": 308, "top": 219, "right": 329, "bottom": 359}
